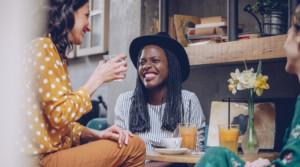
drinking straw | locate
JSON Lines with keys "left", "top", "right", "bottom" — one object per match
{"left": 228, "top": 97, "right": 230, "bottom": 129}
{"left": 188, "top": 99, "right": 191, "bottom": 124}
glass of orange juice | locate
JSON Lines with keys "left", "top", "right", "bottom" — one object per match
{"left": 179, "top": 123, "right": 198, "bottom": 150}
{"left": 218, "top": 124, "right": 240, "bottom": 154}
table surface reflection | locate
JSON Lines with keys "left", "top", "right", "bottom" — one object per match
{"left": 146, "top": 151, "right": 280, "bottom": 163}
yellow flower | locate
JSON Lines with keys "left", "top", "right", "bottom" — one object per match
{"left": 228, "top": 80, "right": 237, "bottom": 94}
{"left": 254, "top": 73, "right": 270, "bottom": 96}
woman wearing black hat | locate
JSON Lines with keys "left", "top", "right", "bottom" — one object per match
{"left": 114, "top": 32, "right": 206, "bottom": 165}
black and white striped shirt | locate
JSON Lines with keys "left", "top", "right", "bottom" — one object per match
{"left": 114, "top": 90, "right": 206, "bottom": 153}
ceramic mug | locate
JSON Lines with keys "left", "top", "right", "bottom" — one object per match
{"left": 160, "top": 137, "right": 182, "bottom": 149}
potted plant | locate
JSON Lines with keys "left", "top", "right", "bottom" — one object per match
{"left": 252, "top": 0, "right": 288, "bottom": 14}
{"left": 252, "top": 0, "right": 288, "bottom": 36}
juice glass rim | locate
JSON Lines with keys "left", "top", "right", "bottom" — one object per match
{"left": 178, "top": 123, "right": 198, "bottom": 127}
{"left": 218, "top": 124, "right": 239, "bottom": 129}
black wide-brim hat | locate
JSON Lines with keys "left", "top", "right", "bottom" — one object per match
{"left": 129, "top": 32, "right": 190, "bottom": 82}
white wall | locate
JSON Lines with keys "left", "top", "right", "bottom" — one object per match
{"left": 0, "top": 0, "right": 35, "bottom": 166}
{"left": 68, "top": 0, "right": 141, "bottom": 125}
{"left": 106, "top": 0, "right": 141, "bottom": 125}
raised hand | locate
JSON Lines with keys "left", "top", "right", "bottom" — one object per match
{"left": 83, "top": 54, "right": 127, "bottom": 96}
{"left": 96, "top": 54, "right": 127, "bottom": 82}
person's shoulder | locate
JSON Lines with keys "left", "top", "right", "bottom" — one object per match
{"left": 181, "top": 90, "right": 196, "bottom": 97}
{"left": 181, "top": 90, "right": 200, "bottom": 101}
{"left": 115, "top": 91, "right": 134, "bottom": 110}
{"left": 28, "top": 37, "right": 59, "bottom": 60}
{"left": 118, "top": 90, "right": 134, "bottom": 100}
{"left": 30, "top": 37, "right": 54, "bottom": 47}
{"left": 27, "top": 37, "right": 56, "bottom": 55}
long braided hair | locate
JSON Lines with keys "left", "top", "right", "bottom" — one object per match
{"left": 129, "top": 47, "right": 184, "bottom": 133}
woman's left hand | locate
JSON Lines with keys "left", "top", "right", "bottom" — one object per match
{"left": 99, "top": 125, "right": 133, "bottom": 147}
{"left": 80, "top": 125, "right": 133, "bottom": 147}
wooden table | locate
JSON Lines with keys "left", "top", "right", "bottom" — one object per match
{"left": 146, "top": 151, "right": 280, "bottom": 164}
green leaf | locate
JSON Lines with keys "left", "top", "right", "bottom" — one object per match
{"left": 256, "top": 60, "right": 262, "bottom": 76}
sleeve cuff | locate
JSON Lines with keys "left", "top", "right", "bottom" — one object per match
{"left": 71, "top": 123, "right": 86, "bottom": 146}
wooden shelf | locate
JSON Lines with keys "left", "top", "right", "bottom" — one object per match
{"left": 185, "top": 34, "right": 287, "bottom": 66}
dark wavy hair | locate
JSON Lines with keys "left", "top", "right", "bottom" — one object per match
{"left": 293, "top": 5, "right": 300, "bottom": 33}
{"left": 41, "top": 0, "right": 88, "bottom": 60}
{"left": 129, "top": 47, "right": 184, "bottom": 133}
{"left": 292, "top": 5, "right": 300, "bottom": 52}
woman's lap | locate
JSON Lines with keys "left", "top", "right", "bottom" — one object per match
{"left": 39, "top": 136, "right": 146, "bottom": 167}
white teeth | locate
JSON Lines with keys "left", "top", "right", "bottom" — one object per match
{"left": 145, "top": 73, "right": 155, "bottom": 78}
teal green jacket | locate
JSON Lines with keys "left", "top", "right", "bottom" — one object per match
{"left": 271, "top": 95, "right": 300, "bottom": 166}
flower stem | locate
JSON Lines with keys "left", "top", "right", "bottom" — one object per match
{"left": 246, "top": 89, "right": 256, "bottom": 151}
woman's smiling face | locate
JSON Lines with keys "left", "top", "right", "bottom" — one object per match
{"left": 68, "top": 2, "right": 91, "bottom": 45}
{"left": 138, "top": 45, "right": 168, "bottom": 89}
{"left": 284, "top": 27, "right": 300, "bottom": 75}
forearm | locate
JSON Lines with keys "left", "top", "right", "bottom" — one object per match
{"left": 43, "top": 87, "right": 92, "bottom": 129}
{"left": 80, "top": 127, "right": 101, "bottom": 143}
{"left": 83, "top": 75, "right": 104, "bottom": 96}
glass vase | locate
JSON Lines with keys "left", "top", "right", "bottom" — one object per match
{"left": 241, "top": 89, "right": 259, "bottom": 154}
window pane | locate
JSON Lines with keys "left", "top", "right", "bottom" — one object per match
{"left": 92, "top": 14, "right": 102, "bottom": 47}
{"left": 80, "top": 31, "right": 90, "bottom": 49}
{"left": 92, "top": 0, "right": 102, "bottom": 10}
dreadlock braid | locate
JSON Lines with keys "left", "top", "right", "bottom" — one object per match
{"left": 161, "top": 48, "right": 184, "bottom": 131}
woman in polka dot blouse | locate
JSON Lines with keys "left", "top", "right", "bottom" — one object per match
{"left": 20, "top": 0, "right": 146, "bottom": 166}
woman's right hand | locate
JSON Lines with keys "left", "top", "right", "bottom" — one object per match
{"left": 99, "top": 125, "right": 133, "bottom": 147}
{"left": 83, "top": 54, "right": 127, "bottom": 96}
{"left": 96, "top": 54, "right": 127, "bottom": 83}
{"left": 244, "top": 158, "right": 271, "bottom": 167}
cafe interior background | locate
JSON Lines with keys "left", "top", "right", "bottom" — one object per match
{"left": 69, "top": 0, "right": 299, "bottom": 151}
{"left": 67, "top": 0, "right": 299, "bottom": 143}
{"left": 1, "top": 0, "right": 299, "bottom": 166}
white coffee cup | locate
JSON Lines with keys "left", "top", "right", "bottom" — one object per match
{"left": 103, "top": 55, "right": 125, "bottom": 81}
{"left": 160, "top": 137, "right": 182, "bottom": 149}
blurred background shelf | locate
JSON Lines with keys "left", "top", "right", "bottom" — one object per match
{"left": 185, "top": 34, "right": 287, "bottom": 66}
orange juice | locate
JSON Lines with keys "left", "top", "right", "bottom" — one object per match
{"left": 179, "top": 124, "right": 198, "bottom": 149}
{"left": 218, "top": 125, "right": 239, "bottom": 154}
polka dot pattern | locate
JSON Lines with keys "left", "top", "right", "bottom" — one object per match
{"left": 21, "top": 37, "right": 92, "bottom": 155}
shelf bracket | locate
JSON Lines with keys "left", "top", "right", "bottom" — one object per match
{"left": 227, "top": 0, "right": 238, "bottom": 41}
{"left": 159, "top": 0, "right": 169, "bottom": 32}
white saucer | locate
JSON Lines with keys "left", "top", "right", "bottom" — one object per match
{"left": 154, "top": 148, "right": 188, "bottom": 155}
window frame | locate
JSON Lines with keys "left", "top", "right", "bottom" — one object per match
{"left": 75, "top": 0, "right": 110, "bottom": 57}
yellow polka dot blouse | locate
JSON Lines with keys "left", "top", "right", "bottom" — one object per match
{"left": 20, "top": 37, "right": 92, "bottom": 155}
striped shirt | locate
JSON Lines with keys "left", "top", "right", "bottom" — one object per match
{"left": 114, "top": 90, "right": 206, "bottom": 153}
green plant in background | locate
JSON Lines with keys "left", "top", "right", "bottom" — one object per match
{"left": 252, "top": 0, "right": 288, "bottom": 14}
